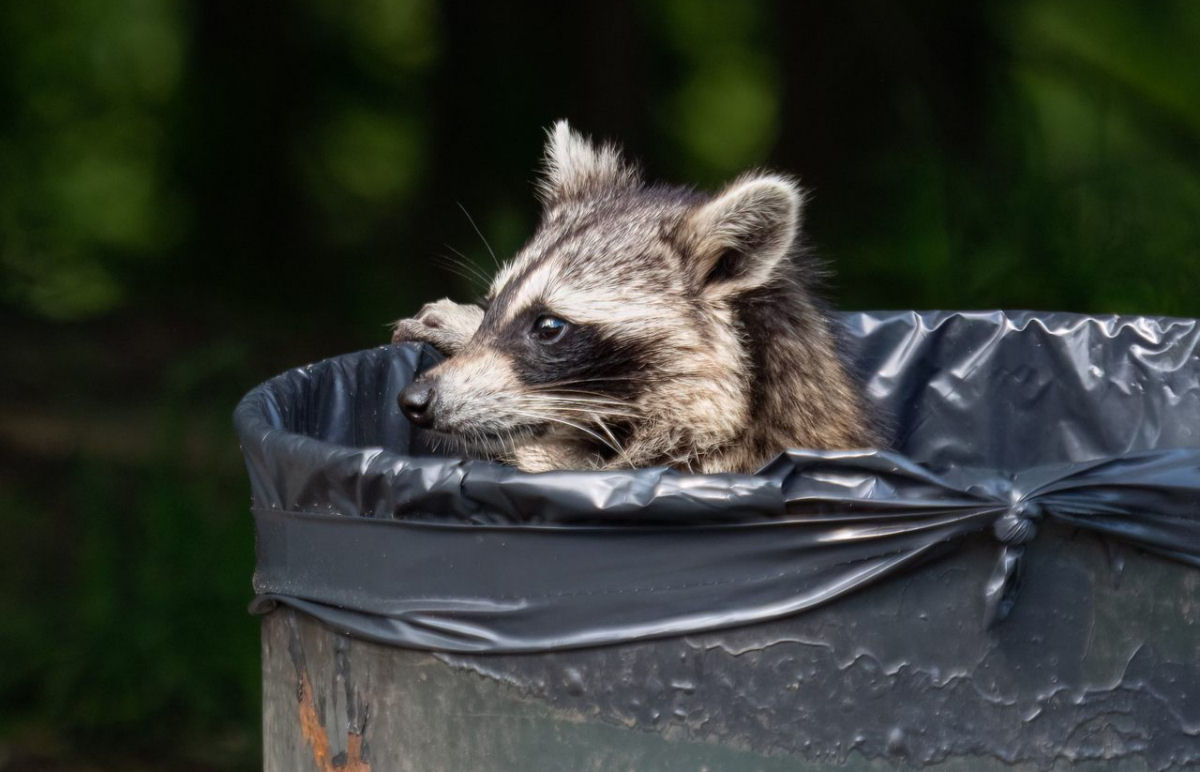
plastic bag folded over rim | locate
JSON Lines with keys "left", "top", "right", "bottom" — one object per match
{"left": 234, "top": 311, "right": 1200, "bottom": 653}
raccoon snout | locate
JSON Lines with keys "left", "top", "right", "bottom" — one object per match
{"left": 399, "top": 380, "right": 437, "bottom": 428}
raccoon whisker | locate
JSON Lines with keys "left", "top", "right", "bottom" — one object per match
{"left": 525, "top": 384, "right": 615, "bottom": 394}
{"left": 528, "top": 376, "right": 652, "bottom": 391}
{"left": 532, "top": 406, "right": 635, "bottom": 466}
{"left": 434, "top": 251, "right": 492, "bottom": 289}
{"left": 436, "top": 263, "right": 489, "bottom": 291}
{"left": 436, "top": 247, "right": 487, "bottom": 276}
{"left": 443, "top": 243, "right": 469, "bottom": 260}
{"left": 539, "top": 405, "right": 641, "bottom": 420}
{"left": 525, "top": 394, "right": 638, "bottom": 410}
{"left": 457, "top": 202, "right": 501, "bottom": 270}
{"left": 586, "top": 416, "right": 635, "bottom": 468}
{"left": 525, "top": 387, "right": 637, "bottom": 402}
{"left": 508, "top": 408, "right": 626, "bottom": 460}
{"left": 541, "top": 407, "right": 639, "bottom": 419}
{"left": 494, "top": 423, "right": 516, "bottom": 462}
{"left": 524, "top": 388, "right": 642, "bottom": 405}
{"left": 521, "top": 397, "right": 640, "bottom": 418}
{"left": 533, "top": 375, "right": 650, "bottom": 385}
{"left": 524, "top": 397, "right": 620, "bottom": 410}
{"left": 443, "top": 244, "right": 491, "bottom": 280}
{"left": 433, "top": 263, "right": 489, "bottom": 292}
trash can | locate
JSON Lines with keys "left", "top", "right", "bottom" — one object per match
{"left": 235, "top": 310, "right": 1200, "bottom": 770}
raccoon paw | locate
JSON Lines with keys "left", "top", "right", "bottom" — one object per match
{"left": 391, "top": 298, "right": 484, "bottom": 355}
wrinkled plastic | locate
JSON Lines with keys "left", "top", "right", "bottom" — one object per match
{"left": 234, "top": 311, "right": 1200, "bottom": 653}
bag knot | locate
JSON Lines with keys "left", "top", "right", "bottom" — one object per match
{"left": 993, "top": 499, "right": 1042, "bottom": 545}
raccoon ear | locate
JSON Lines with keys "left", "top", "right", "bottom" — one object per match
{"left": 536, "top": 120, "right": 640, "bottom": 205}
{"left": 681, "top": 173, "right": 804, "bottom": 298}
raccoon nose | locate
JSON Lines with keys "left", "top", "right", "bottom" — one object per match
{"left": 399, "top": 381, "right": 436, "bottom": 427}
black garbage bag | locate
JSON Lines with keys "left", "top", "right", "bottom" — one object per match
{"left": 234, "top": 310, "right": 1200, "bottom": 653}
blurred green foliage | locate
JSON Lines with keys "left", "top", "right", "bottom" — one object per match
{"left": 0, "top": 0, "right": 185, "bottom": 320}
{"left": 0, "top": 0, "right": 1197, "bottom": 769}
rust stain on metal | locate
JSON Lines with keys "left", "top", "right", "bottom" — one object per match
{"left": 297, "top": 668, "right": 370, "bottom": 771}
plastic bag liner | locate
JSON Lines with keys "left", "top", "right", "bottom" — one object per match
{"left": 234, "top": 311, "right": 1200, "bottom": 653}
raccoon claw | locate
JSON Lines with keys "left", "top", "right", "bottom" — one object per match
{"left": 390, "top": 319, "right": 422, "bottom": 344}
{"left": 390, "top": 298, "right": 485, "bottom": 354}
{"left": 391, "top": 317, "right": 450, "bottom": 349}
{"left": 415, "top": 302, "right": 447, "bottom": 329}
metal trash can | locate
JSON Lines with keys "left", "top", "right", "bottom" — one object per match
{"left": 236, "top": 311, "right": 1200, "bottom": 770}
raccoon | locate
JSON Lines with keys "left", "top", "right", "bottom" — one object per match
{"left": 392, "top": 121, "right": 876, "bottom": 474}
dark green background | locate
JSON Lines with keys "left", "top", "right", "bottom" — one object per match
{"left": 1, "top": 1, "right": 1197, "bottom": 769}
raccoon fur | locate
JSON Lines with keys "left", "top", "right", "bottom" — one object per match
{"left": 392, "top": 121, "right": 876, "bottom": 474}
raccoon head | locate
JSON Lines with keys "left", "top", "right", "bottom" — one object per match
{"left": 409, "top": 120, "right": 807, "bottom": 471}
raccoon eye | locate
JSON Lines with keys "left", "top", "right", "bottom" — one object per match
{"left": 531, "top": 314, "right": 569, "bottom": 344}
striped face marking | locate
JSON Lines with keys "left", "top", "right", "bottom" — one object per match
{"left": 405, "top": 121, "right": 847, "bottom": 473}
